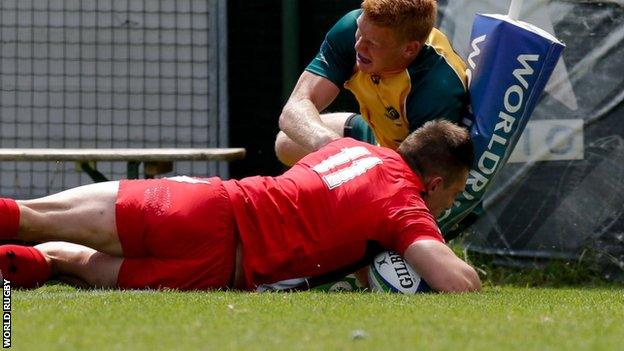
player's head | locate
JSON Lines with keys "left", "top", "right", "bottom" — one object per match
{"left": 397, "top": 120, "right": 473, "bottom": 217}
{"left": 356, "top": 0, "right": 436, "bottom": 74}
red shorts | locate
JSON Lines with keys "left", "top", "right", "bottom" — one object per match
{"left": 115, "top": 176, "right": 237, "bottom": 290}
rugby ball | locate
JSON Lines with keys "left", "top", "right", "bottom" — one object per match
{"left": 368, "top": 251, "right": 430, "bottom": 294}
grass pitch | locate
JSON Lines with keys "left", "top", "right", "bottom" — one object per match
{"left": 13, "top": 284, "right": 624, "bottom": 350}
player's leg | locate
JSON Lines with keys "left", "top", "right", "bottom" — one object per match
{"left": 39, "top": 242, "right": 121, "bottom": 288}
{"left": 342, "top": 114, "right": 377, "bottom": 145}
{"left": 1, "top": 181, "right": 122, "bottom": 256}
{"left": 274, "top": 112, "right": 354, "bottom": 166}
{"left": 0, "top": 242, "right": 121, "bottom": 288}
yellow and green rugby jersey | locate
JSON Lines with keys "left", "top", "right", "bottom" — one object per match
{"left": 306, "top": 9, "right": 468, "bottom": 150}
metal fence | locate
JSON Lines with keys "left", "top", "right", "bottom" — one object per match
{"left": 0, "top": 0, "right": 228, "bottom": 198}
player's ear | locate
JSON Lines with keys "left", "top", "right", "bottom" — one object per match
{"left": 425, "top": 176, "right": 443, "bottom": 194}
{"left": 403, "top": 40, "right": 421, "bottom": 58}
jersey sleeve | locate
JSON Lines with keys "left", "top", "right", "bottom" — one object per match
{"left": 387, "top": 202, "right": 445, "bottom": 256}
{"left": 305, "top": 9, "right": 360, "bottom": 87}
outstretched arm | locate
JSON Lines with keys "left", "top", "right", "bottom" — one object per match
{"left": 403, "top": 240, "right": 481, "bottom": 293}
{"left": 278, "top": 71, "right": 342, "bottom": 152}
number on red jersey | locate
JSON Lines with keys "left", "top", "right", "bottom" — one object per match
{"left": 312, "top": 147, "right": 383, "bottom": 189}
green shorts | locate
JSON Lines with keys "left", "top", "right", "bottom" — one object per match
{"left": 343, "top": 114, "right": 377, "bottom": 145}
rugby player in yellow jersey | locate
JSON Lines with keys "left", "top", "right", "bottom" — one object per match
{"left": 275, "top": 0, "right": 469, "bottom": 166}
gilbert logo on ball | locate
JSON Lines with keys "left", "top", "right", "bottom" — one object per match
{"left": 368, "top": 251, "right": 430, "bottom": 294}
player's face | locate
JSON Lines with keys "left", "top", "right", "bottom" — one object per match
{"left": 354, "top": 14, "right": 411, "bottom": 75}
{"left": 425, "top": 169, "right": 469, "bottom": 218}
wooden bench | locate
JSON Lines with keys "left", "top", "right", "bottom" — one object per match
{"left": 0, "top": 148, "right": 246, "bottom": 182}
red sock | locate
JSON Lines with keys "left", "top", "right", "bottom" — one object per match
{"left": 0, "top": 245, "right": 50, "bottom": 288}
{"left": 0, "top": 199, "right": 20, "bottom": 240}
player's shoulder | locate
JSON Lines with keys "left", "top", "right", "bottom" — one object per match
{"left": 323, "top": 137, "right": 370, "bottom": 148}
{"left": 327, "top": 137, "right": 397, "bottom": 155}
{"left": 325, "top": 9, "right": 359, "bottom": 55}
{"left": 305, "top": 9, "right": 359, "bottom": 88}
{"left": 295, "top": 137, "right": 368, "bottom": 167}
{"left": 408, "top": 28, "right": 467, "bottom": 91}
{"left": 404, "top": 29, "right": 469, "bottom": 126}
{"left": 323, "top": 9, "right": 360, "bottom": 45}
{"left": 305, "top": 138, "right": 402, "bottom": 168}
{"left": 334, "top": 9, "right": 361, "bottom": 31}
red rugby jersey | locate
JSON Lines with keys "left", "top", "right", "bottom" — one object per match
{"left": 222, "top": 138, "right": 443, "bottom": 289}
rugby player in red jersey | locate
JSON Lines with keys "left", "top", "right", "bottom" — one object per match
{"left": 0, "top": 120, "right": 480, "bottom": 293}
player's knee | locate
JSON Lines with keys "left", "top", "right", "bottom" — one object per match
{"left": 274, "top": 131, "right": 299, "bottom": 166}
{"left": 83, "top": 252, "right": 121, "bottom": 288}
{"left": 319, "top": 112, "right": 350, "bottom": 135}
{"left": 274, "top": 132, "right": 288, "bottom": 164}
{"left": 37, "top": 242, "right": 88, "bottom": 276}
